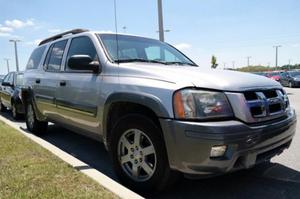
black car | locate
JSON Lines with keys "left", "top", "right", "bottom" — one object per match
{"left": 280, "top": 71, "right": 300, "bottom": 87}
{"left": 0, "top": 72, "right": 25, "bottom": 119}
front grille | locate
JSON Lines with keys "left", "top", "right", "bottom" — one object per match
{"left": 243, "top": 89, "right": 288, "bottom": 119}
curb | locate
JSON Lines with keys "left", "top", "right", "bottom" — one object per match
{"left": 0, "top": 115, "right": 144, "bottom": 199}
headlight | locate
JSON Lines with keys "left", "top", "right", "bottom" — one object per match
{"left": 173, "top": 89, "right": 233, "bottom": 120}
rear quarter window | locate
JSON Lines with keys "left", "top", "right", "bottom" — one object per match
{"left": 26, "top": 45, "right": 47, "bottom": 70}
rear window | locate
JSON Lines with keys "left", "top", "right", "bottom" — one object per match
{"left": 26, "top": 45, "right": 46, "bottom": 70}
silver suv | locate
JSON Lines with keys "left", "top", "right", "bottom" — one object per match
{"left": 22, "top": 29, "right": 297, "bottom": 192}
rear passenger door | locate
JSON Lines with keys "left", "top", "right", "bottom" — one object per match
{"left": 34, "top": 40, "right": 68, "bottom": 119}
{"left": 55, "top": 36, "right": 102, "bottom": 133}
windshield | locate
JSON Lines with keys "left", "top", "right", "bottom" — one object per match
{"left": 16, "top": 73, "right": 24, "bottom": 86}
{"left": 98, "top": 34, "right": 196, "bottom": 66}
{"left": 289, "top": 71, "right": 300, "bottom": 77}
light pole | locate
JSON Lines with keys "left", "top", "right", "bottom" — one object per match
{"left": 246, "top": 56, "right": 251, "bottom": 67}
{"left": 157, "top": 0, "right": 165, "bottom": 42}
{"left": 288, "top": 59, "right": 292, "bottom": 70}
{"left": 273, "top": 45, "right": 281, "bottom": 69}
{"left": 4, "top": 58, "right": 10, "bottom": 73}
{"left": 9, "top": 39, "right": 21, "bottom": 72}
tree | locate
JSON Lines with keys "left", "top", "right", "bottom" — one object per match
{"left": 211, "top": 55, "right": 218, "bottom": 69}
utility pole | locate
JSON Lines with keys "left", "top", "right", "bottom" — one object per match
{"left": 288, "top": 59, "right": 292, "bottom": 70}
{"left": 157, "top": 0, "right": 165, "bottom": 42}
{"left": 9, "top": 39, "right": 21, "bottom": 72}
{"left": 246, "top": 56, "right": 251, "bottom": 67}
{"left": 4, "top": 58, "right": 10, "bottom": 73}
{"left": 273, "top": 45, "right": 281, "bottom": 69}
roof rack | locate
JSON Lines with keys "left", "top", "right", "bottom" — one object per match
{"left": 38, "top": 29, "right": 89, "bottom": 46}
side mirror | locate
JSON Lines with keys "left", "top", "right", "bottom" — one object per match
{"left": 68, "top": 55, "right": 100, "bottom": 73}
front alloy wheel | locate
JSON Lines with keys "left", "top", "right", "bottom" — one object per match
{"left": 118, "top": 129, "right": 157, "bottom": 182}
{"left": 111, "top": 114, "right": 179, "bottom": 193}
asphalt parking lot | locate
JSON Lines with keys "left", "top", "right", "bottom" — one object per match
{"left": 1, "top": 87, "right": 300, "bottom": 199}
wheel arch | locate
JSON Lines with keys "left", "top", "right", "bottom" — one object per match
{"left": 21, "top": 87, "right": 46, "bottom": 121}
{"left": 103, "top": 92, "right": 170, "bottom": 151}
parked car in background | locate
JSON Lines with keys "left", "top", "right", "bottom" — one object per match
{"left": 280, "top": 71, "right": 300, "bottom": 87}
{"left": 0, "top": 72, "right": 25, "bottom": 119}
{"left": 266, "top": 71, "right": 284, "bottom": 81}
{"left": 0, "top": 75, "right": 4, "bottom": 91}
{"left": 252, "top": 72, "right": 267, "bottom": 77}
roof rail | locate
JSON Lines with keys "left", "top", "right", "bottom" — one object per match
{"left": 38, "top": 29, "right": 89, "bottom": 46}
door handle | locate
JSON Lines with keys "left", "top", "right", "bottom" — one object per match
{"left": 59, "top": 81, "right": 66, "bottom": 86}
{"left": 35, "top": 79, "right": 41, "bottom": 84}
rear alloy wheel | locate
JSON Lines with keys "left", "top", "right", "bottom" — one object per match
{"left": 25, "top": 102, "right": 48, "bottom": 135}
{"left": 111, "top": 114, "right": 179, "bottom": 193}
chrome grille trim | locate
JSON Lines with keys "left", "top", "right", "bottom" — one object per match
{"left": 225, "top": 89, "right": 289, "bottom": 123}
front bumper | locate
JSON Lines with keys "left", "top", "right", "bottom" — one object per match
{"left": 159, "top": 108, "right": 297, "bottom": 175}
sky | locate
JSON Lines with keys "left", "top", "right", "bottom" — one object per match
{"left": 0, "top": 0, "right": 300, "bottom": 75}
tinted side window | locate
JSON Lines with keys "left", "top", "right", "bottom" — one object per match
{"left": 66, "top": 37, "right": 98, "bottom": 70}
{"left": 3, "top": 73, "right": 10, "bottom": 83}
{"left": 7, "top": 73, "right": 14, "bottom": 85}
{"left": 45, "top": 40, "right": 67, "bottom": 71}
{"left": 26, "top": 46, "right": 46, "bottom": 70}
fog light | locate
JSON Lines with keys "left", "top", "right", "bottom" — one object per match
{"left": 210, "top": 145, "right": 227, "bottom": 158}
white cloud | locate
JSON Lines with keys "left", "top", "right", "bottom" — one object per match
{"left": 25, "top": 39, "right": 42, "bottom": 46}
{"left": 48, "top": 29, "right": 61, "bottom": 33}
{"left": 5, "top": 19, "right": 35, "bottom": 29}
{"left": 0, "top": 32, "right": 11, "bottom": 37}
{"left": 174, "top": 43, "right": 192, "bottom": 50}
{"left": 0, "top": 26, "right": 13, "bottom": 33}
{"left": 291, "top": 43, "right": 300, "bottom": 48}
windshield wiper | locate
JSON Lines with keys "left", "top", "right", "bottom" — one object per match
{"left": 115, "top": 58, "right": 167, "bottom": 65}
{"left": 165, "top": 61, "right": 197, "bottom": 66}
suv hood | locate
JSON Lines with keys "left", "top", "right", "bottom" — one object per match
{"left": 118, "top": 63, "right": 282, "bottom": 91}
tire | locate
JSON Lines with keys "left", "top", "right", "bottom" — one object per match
{"left": 110, "top": 114, "right": 179, "bottom": 193}
{"left": 12, "top": 101, "right": 21, "bottom": 120}
{"left": 25, "top": 102, "right": 48, "bottom": 135}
